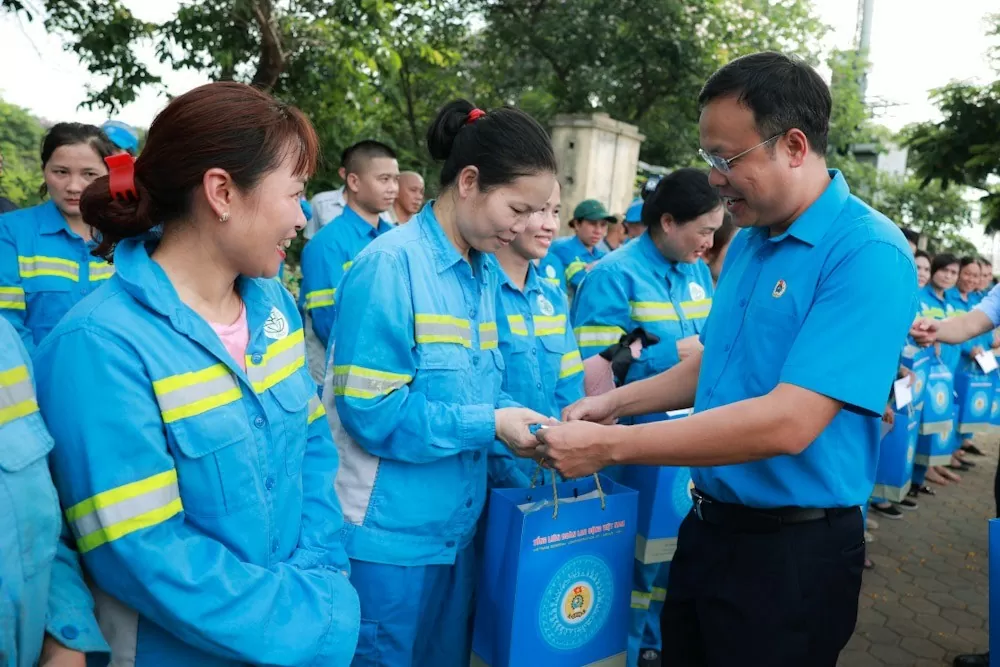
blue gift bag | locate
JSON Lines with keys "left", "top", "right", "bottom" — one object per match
{"left": 956, "top": 368, "right": 994, "bottom": 435}
{"left": 618, "top": 408, "right": 694, "bottom": 564}
{"left": 472, "top": 475, "right": 637, "bottom": 667}
{"left": 916, "top": 360, "right": 955, "bottom": 466}
{"left": 902, "top": 345, "right": 931, "bottom": 409}
{"left": 873, "top": 407, "right": 918, "bottom": 502}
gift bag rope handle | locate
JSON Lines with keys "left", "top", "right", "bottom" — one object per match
{"left": 528, "top": 466, "right": 606, "bottom": 519}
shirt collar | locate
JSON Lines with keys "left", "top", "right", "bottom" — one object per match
{"left": 635, "top": 230, "right": 693, "bottom": 281}
{"left": 499, "top": 260, "right": 543, "bottom": 297}
{"left": 760, "top": 170, "right": 850, "bottom": 247}
{"left": 341, "top": 204, "right": 393, "bottom": 240}
{"left": 37, "top": 200, "right": 71, "bottom": 236}
{"left": 419, "top": 202, "right": 489, "bottom": 277}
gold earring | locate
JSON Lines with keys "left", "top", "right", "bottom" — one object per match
{"left": 220, "top": 212, "right": 230, "bottom": 222}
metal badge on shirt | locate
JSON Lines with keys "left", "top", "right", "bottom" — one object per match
{"left": 688, "top": 282, "right": 706, "bottom": 301}
{"left": 537, "top": 294, "right": 555, "bottom": 317}
{"left": 264, "top": 307, "right": 289, "bottom": 340}
{"left": 772, "top": 280, "right": 787, "bottom": 298}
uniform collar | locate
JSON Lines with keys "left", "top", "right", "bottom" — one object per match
{"left": 341, "top": 203, "right": 393, "bottom": 240}
{"left": 37, "top": 200, "right": 71, "bottom": 236}
{"left": 420, "top": 202, "right": 490, "bottom": 277}
{"left": 635, "top": 230, "right": 692, "bottom": 281}
{"left": 113, "top": 236, "right": 274, "bottom": 337}
{"left": 921, "top": 283, "right": 949, "bottom": 305}
{"left": 500, "top": 260, "right": 543, "bottom": 296}
{"left": 760, "top": 170, "right": 850, "bottom": 247}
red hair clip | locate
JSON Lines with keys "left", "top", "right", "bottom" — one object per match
{"left": 105, "top": 153, "right": 137, "bottom": 202}
{"left": 466, "top": 108, "right": 486, "bottom": 125}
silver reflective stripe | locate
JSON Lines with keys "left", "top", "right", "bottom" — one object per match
{"left": 630, "top": 302, "right": 678, "bottom": 321}
{"left": 68, "top": 484, "right": 180, "bottom": 541}
{"left": 332, "top": 365, "right": 411, "bottom": 399}
{"left": 89, "top": 262, "right": 115, "bottom": 280}
{"left": 507, "top": 315, "right": 528, "bottom": 336}
{"left": 246, "top": 335, "right": 305, "bottom": 392}
{"left": 18, "top": 256, "right": 80, "bottom": 280}
{"left": 680, "top": 299, "right": 711, "bottom": 319}
{"left": 631, "top": 591, "right": 651, "bottom": 609}
{"left": 0, "top": 371, "right": 34, "bottom": 412}
{"left": 533, "top": 315, "right": 566, "bottom": 336}
{"left": 414, "top": 318, "right": 472, "bottom": 346}
{"left": 155, "top": 373, "right": 239, "bottom": 414}
{"left": 559, "top": 352, "right": 583, "bottom": 379}
{"left": 0, "top": 289, "right": 25, "bottom": 309}
{"left": 480, "top": 322, "right": 498, "bottom": 349}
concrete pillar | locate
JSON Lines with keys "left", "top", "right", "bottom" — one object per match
{"left": 550, "top": 113, "right": 645, "bottom": 235}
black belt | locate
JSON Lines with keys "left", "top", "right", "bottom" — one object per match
{"left": 691, "top": 488, "right": 858, "bottom": 533}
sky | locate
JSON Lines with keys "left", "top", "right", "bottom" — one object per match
{"left": 0, "top": 0, "right": 996, "bottom": 132}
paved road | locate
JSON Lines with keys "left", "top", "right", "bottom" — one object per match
{"left": 839, "top": 436, "right": 994, "bottom": 667}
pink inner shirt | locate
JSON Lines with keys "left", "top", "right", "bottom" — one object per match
{"left": 210, "top": 302, "right": 249, "bottom": 371}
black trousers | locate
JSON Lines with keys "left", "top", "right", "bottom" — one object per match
{"left": 660, "top": 506, "right": 864, "bottom": 667}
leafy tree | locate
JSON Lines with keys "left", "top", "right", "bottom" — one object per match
{"left": 0, "top": 98, "right": 46, "bottom": 207}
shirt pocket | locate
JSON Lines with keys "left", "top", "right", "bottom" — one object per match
{"left": 166, "top": 406, "right": 258, "bottom": 517}
{"left": 740, "top": 301, "right": 800, "bottom": 393}
{"left": 268, "top": 371, "right": 316, "bottom": 477}
{"left": 538, "top": 333, "right": 569, "bottom": 388}
{"left": 415, "top": 344, "right": 469, "bottom": 402}
{"left": 0, "top": 412, "right": 60, "bottom": 578}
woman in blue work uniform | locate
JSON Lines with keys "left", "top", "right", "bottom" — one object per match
{"left": 914, "top": 253, "right": 962, "bottom": 489}
{"left": 326, "top": 99, "right": 555, "bottom": 667}
{"left": 0, "top": 318, "right": 109, "bottom": 666}
{"left": 539, "top": 199, "right": 618, "bottom": 295}
{"left": 33, "top": 82, "right": 360, "bottom": 666}
{"left": 490, "top": 179, "right": 585, "bottom": 488}
{"left": 569, "top": 168, "right": 723, "bottom": 667}
{"left": 0, "top": 124, "right": 117, "bottom": 351}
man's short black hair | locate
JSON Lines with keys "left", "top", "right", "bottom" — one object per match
{"left": 341, "top": 140, "right": 397, "bottom": 176}
{"left": 901, "top": 228, "right": 920, "bottom": 245}
{"left": 698, "top": 51, "right": 832, "bottom": 155}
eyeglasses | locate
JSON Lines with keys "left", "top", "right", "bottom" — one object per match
{"left": 698, "top": 132, "right": 785, "bottom": 174}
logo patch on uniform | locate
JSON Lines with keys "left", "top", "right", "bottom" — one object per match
{"left": 545, "top": 264, "right": 557, "bottom": 279}
{"left": 772, "top": 280, "right": 787, "bottom": 298}
{"left": 688, "top": 282, "right": 706, "bottom": 301}
{"left": 264, "top": 307, "right": 289, "bottom": 340}
{"left": 537, "top": 294, "right": 555, "bottom": 317}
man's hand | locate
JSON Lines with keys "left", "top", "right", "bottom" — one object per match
{"left": 910, "top": 318, "right": 938, "bottom": 346}
{"left": 40, "top": 636, "right": 86, "bottom": 667}
{"left": 536, "top": 421, "right": 616, "bottom": 478}
{"left": 898, "top": 366, "right": 915, "bottom": 383}
{"left": 562, "top": 394, "right": 618, "bottom": 425}
{"left": 676, "top": 335, "right": 703, "bottom": 361}
{"left": 971, "top": 345, "right": 985, "bottom": 359}
{"left": 881, "top": 404, "right": 895, "bottom": 427}
{"left": 495, "top": 407, "right": 552, "bottom": 457}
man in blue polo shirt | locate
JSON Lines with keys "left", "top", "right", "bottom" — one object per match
{"left": 537, "top": 51, "right": 917, "bottom": 666}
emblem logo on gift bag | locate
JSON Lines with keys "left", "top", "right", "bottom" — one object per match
{"left": 772, "top": 279, "right": 787, "bottom": 298}
{"left": 672, "top": 467, "right": 695, "bottom": 517}
{"left": 539, "top": 555, "right": 613, "bottom": 650}
{"left": 975, "top": 394, "right": 989, "bottom": 416}
{"left": 935, "top": 388, "right": 948, "bottom": 409}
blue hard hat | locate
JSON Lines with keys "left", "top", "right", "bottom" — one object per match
{"left": 101, "top": 120, "right": 139, "bottom": 154}
{"left": 624, "top": 198, "right": 644, "bottom": 224}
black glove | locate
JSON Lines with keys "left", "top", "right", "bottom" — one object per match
{"left": 598, "top": 327, "right": 660, "bottom": 387}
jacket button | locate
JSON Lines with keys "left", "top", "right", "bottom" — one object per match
{"left": 446, "top": 540, "right": 456, "bottom": 548}
{"left": 253, "top": 416, "right": 265, "bottom": 428}
{"left": 531, "top": 348, "right": 536, "bottom": 355}
{"left": 473, "top": 451, "right": 481, "bottom": 462}
{"left": 265, "top": 477, "right": 275, "bottom": 490}
{"left": 252, "top": 353, "right": 263, "bottom": 365}
{"left": 61, "top": 625, "right": 79, "bottom": 640}
{"left": 536, "top": 382, "right": 542, "bottom": 389}
{"left": 473, "top": 355, "right": 480, "bottom": 366}
{"left": 271, "top": 539, "right": 279, "bottom": 553}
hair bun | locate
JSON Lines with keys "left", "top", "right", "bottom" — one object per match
{"left": 426, "top": 99, "right": 476, "bottom": 162}
{"left": 81, "top": 172, "right": 157, "bottom": 262}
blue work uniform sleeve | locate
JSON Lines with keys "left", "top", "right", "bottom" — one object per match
{"left": 565, "top": 256, "right": 589, "bottom": 292}
{"left": 332, "top": 251, "right": 496, "bottom": 463}
{"left": 45, "top": 529, "right": 110, "bottom": 656}
{"left": 0, "top": 221, "right": 30, "bottom": 350}
{"left": 37, "top": 327, "right": 359, "bottom": 667}
{"left": 779, "top": 241, "right": 917, "bottom": 417}
{"left": 570, "top": 267, "right": 630, "bottom": 359}
{"left": 288, "top": 396, "right": 352, "bottom": 573}
{"left": 299, "top": 237, "right": 347, "bottom": 349}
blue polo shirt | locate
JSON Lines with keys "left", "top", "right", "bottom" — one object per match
{"left": 691, "top": 171, "right": 917, "bottom": 509}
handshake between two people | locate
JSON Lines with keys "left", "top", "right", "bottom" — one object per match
{"left": 494, "top": 393, "right": 620, "bottom": 480}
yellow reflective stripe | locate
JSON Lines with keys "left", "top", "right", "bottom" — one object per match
{"left": 533, "top": 315, "right": 566, "bottom": 336}
{"left": 342, "top": 260, "right": 353, "bottom": 271}
{"left": 332, "top": 365, "right": 412, "bottom": 399}
{"left": 479, "top": 322, "right": 498, "bottom": 350}
{"left": 630, "top": 301, "right": 679, "bottom": 322}
{"left": 305, "top": 288, "right": 336, "bottom": 310}
{"left": 0, "top": 365, "right": 37, "bottom": 427}
{"left": 246, "top": 329, "right": 305, "bottom": 393}
{"left": 922, "top": 307, "right": 945, "bottom": 319}
{"left": 680, "top": 298, "right": 711, "bottom": 320}
{"left": 65, "top": 469, "right": 183, "bottom": 553}
{"left": 307, "top": 396, "right": 325, "bottom": 424}
{"left": 152, "top": 364, "right": 241, "bottom": 423}
{"left": 651, "top": 586, "right": 667, "bottom": 602}
{"left": 18, "top": 255, "right": 80, "bottom": 280}
{"left": 559, "top": 351, "right": 584, "bottom": 379}
{"left": 575, "top": 325, "right": 625, "bottom": 348}
{"left": 88, "top": 262, "right": 115, "bottom": 281}
{"left": 507, "top": 315, "right": 529, "bottom": 336}
{"left": 565, "top": 260, "right": 587, "bottom": 281}
{"left": 630, "top": 591, "right": 651, "bottom": 609}
{"left": 0, "top": 286, "right": 26, "bottom": 311}
{"left": 414, "top": 314, "right": 472, "bottom": 347}
{"left": 542, "top": 277, "right": 562, "bottom": 286}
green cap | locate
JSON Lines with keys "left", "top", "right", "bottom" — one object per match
{"left": 572, "top": 199, "right": 617, "bottom": 223}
